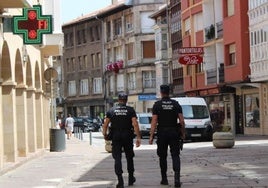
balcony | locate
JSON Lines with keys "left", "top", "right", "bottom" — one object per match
{"left": 204, "top": 24, "right": 215, "bottom": 43}
{"left": 250, "top": 61, "right": 268, "bottom": 82}
{"left": 0, "top": 0, "right": 33, "bottom": 8}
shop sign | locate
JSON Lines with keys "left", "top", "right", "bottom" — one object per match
{"left": 138, "top": 95, "right": 157, "bottom": 101}
{"left": 13, "top": 5, "right": 53, "bottom": 44}
{"left": 178, "top": 47, "right": 204, "bottom": 65}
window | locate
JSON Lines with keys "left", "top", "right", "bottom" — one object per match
{"left": 127, "top": 43, "right": 134, "bottom": 60}
{"left": 96, "top": 53, "right": 101, "bottom": 67}
{"left": 114, "top": 18, "right": 122, "bottom": 36}
{"left": 89, "top": 27, "right": 94, "bottom": 42}
{"left": 80, "top": 79, "right": 89, "bottom": 95}
{"left": 115, "top": 46, "right": 123, "bottom": 61}
{"left": 196, "top": 64, "right": 203, "bottom": 73}
{"left": 69, "top": 32, "right": 73, "bottom": 46}
{"left": 128, "top": 72, "right": 136, "bottom": 90}
{"left": 163, "top": 67, "right": 169, "bottom": 85}
{"left": 66, "top": 58, "right": 71, "bottom": 72}
{"left": 93, "top": 78, "right": 102, "bottom": 94}
{"left": 72, "top": 58, "right": 75, "bottom": 71}
{"left": 82, "top": 29, "right": 86, "bottom": 43}
{"left": 184, "top": 17, "right": 191, "bottom": 35}
{"left": 194, "top": 13, "right": 203, "bottom": 32}
{"left": 125, "top": 14, "right": 133, "bottom": 32}
{"left": 84, "top": 55, "right": 88, "bottom": 69}
{"left": 109, "top": 75, "right": 114, "bottom": 92}
{"left": 77, "top": 30, "right": 81, "bottom": 45}
{"left": 95, "top": 26, "right": 100, "bottom": 40}
{"left": 143, "top": 71, "right": 156, "bottom": 88}
{"left": 78, "top": 56, "right": 83, "bottom": 70}
{"left": 227, "top": 0, "right": 235, "bottom": 16}
{"left": 68, "top": 80, "right": 76, "bottom": 96}
{"left": 228, "top": 43, "right": 236, "bottom": 65}
{"left": 91, "top": 54, "right": 96, "bottom": 68}
{"left": 117, "top": 74, "right": 124, "bottom": 91}
{"left": 141, "top": 11, "right": 155, "bottom": 33}
{"left": 142, "top": 41, "right": 156, "bottom": 58}
{"left": 107, "top": 21, "right": 111, "bottom": 41}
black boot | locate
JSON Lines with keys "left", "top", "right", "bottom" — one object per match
{"left": 116, "top": 175, "right": 124, "bottom": 188}
{"left": 174, "top": 171, "right": 181, "bottom": 188}
{"left": 128, "top": 173, "right": 136, "bottom": 186}
{"left": 160, "top": 172, "right": 168, "bottom": 185}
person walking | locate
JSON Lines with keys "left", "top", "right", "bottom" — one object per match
{"left": 149, "top": 85, "right": 185, "bottom": 187}
{"left": 65, "top": 114, "right": 75, "bottom": 139}
{"left": 102, "top": 93, "right": 141, "bottom": 188}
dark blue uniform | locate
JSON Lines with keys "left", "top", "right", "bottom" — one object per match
{"left": 106, "top": 104, "right": 137, "bottom": 176}
{"left": 152, "top": 97, "right": 182, "bottom": 177}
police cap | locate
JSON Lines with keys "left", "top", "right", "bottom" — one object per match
{"left": 160, "top": 84, "right": 170, "bottom": 94}
{"left": 118, "top": 93, "right": 128, "bottom": 100}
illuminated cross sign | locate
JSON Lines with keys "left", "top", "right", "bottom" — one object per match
{"left": 13, "top": 5, "right": 52, "bottom": 44}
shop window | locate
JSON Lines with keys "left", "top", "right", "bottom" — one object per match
{"left": 245, "top": 94, "right": 260, "bottom": 127}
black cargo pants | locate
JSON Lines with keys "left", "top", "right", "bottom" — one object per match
{"left": 157, "top": 128, "right": 181, "bottom": 174}
{"left": 112, "top": 130, "right": 135, "bottom": 175}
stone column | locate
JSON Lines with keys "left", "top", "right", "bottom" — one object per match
{"left": 0, "top": 79, "right": 3, "bottom": 168}
{"left": 2, "top": 82, "right": 18, "bottom": 162}
{"left": 43, "top": 96, "right": 50, "bottom": 148}
{"left": 16, "top": 84, "right": 28, "bottom": 157}
{"left": 35, "top": 90, "right": 44, "bottom": 149}
{"left": 27, "top": 87, "right": 37, "bottom": 152}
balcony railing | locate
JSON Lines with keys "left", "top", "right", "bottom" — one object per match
{"left": 204, "top": 24, "right": 215, "bottom": 43}
{"left": 0, "top": 0, "right": 33, "bottom": 8}
{"left": 216, "top": 21, "right": 223, "bottom": 39}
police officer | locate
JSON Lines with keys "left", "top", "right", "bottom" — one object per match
{"left": 149, "top": 85, "right": 185, "bottom": 188}
{"left": 102, "top": 93, "right": 141, "bottom": 188}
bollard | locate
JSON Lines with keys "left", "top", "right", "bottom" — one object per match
{"left": 89, "top": 131, "right": 92, "bottom": 145}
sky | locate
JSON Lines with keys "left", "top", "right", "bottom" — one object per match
{"left": 61, "top": 0, "right": 111, "bottom": 24}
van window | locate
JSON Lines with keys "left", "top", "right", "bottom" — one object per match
{"left": 181, "top": 105, "right": 209, "bottom": 119}
{"left": 139, "top": 116, "right": 152, "bottom": 124}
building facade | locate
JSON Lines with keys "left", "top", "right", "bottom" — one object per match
{"left": 181, "top": 0, "right": 250, "bottom": 134}
{"left": 62, "top": 13, "right": 105, "bottom": 118}
{"left": 247, "top": 0, "right": 268, "bottom": 135}
{"left": 100, "top": 0, "right": 165, "bottom": 113}
{"left": 0, "top": 0, "right": 63, "bottom": 170}
{"left": 169, "top": 0, "right": 184, "bottom": 96}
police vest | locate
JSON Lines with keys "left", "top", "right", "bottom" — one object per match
{"left": 109, "top": 105, "right": 135, "bottom": 130}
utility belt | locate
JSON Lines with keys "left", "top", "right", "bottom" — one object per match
{"left": 157, "top": 126, "right": 179, "bottom": 131}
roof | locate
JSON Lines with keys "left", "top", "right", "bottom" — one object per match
{"left": 62, "top": 2, "right": 131, "bottom": 27}
{"left": 150, "top": 4, "right": 167, "bottom": 19}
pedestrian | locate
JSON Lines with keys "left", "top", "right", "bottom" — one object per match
{"left": 102, "top": 93, "right": 141, "bottom": 188}
{"left": 149, "top": 85, "right": 185, "bottom": 188}
{"left": 65, "top": 114, "right": 75, "bottom": 139}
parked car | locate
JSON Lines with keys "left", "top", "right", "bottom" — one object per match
{"left": 84, "top": 117, "right": 102, "bottom": 132}
{"left": 137, "top": 113, "right": 153, "bottom": 138}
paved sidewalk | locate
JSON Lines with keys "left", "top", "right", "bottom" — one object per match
{"left": 0, "top": 134, "right": 268, "bottom": 188}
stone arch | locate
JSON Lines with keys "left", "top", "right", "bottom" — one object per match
{"left": 26, "top": 57, "right": 37, "bottom": 152}
{"left": 15, "top": 49, "right": 28, "bottom": 157}
{"left": 35, "top": 61, "right": 44, "bottom": 148}
{"left": 35, "top": 61, "right": 41, "bottom": 89}
{"left": 1, "top": 41, "right": 17, "bottom": 162}
{"left": 1, "top": 41, "right": 12, "bottom": 82}
{"left": 26, "top": 56, "right": 33, "bottom": 87}
{"left": 15, "top": 49, "right": 23, "bottom": 85}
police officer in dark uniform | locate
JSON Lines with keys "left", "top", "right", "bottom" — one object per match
{"left": 149, "top": 85, "right": 185, "bottom": 188}
{"left": 102, "top": 93, "right": 141, "bottom": 188}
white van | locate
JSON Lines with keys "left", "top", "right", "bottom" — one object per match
{"left": 137, "top": 113, "right": 152, "bottom": 137}
{"left": 172, "top": 97, "right": 213, "bottom": 141}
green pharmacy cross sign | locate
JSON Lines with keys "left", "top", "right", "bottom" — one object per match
{"left": 13, "top": 5, "right": 52, "bottom": 44}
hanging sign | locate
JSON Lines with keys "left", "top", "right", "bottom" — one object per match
{"left": 178, "top": 47, "right": 204, "bottom": 65}
{"left": 13, "top": 5, "right": 52, "bottom": 44}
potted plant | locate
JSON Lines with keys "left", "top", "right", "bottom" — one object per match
{"left": 212, "top": 125, "right": 235, "bottom": 149}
